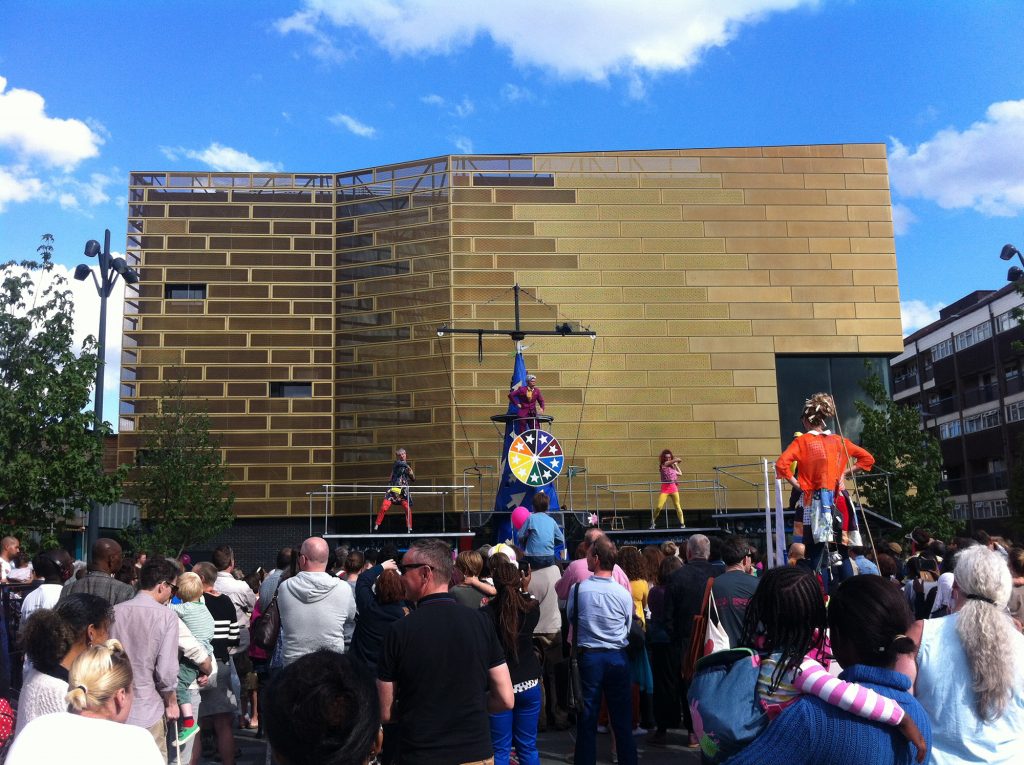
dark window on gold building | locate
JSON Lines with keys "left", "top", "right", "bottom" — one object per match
{"left": 270, "top": 382, "right": 313, "bottom": 398}
{"left": 164, "top": 284, "right": 207, "bottom": 300}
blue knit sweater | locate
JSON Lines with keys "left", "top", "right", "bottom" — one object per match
{"left": 724, "top": 665, "right": 932, "bottom": 765}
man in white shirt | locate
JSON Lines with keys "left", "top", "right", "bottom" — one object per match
{"left": 1, "top": 536, "right": 21, "bottom": 582}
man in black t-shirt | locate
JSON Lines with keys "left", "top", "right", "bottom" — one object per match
{"left": 377, "top": 539, "right": 513, "bottom": 765}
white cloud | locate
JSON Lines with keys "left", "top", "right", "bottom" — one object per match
{"left": 328, "top": 113, "right": 377, "bottom": 138}
{"left": 0, "top": 75, "right": 103, "bottom": 168}
{"left": 500, "top": 83, "right": 532, "bottom": 103}
{"left": 452, "top": 135, "right": 474, "bottom": 153}
{"left": 0, "top": 77, "right": 112, "bottom": 214}
{"left": 889, "top": 99, "right": 1024, "bottom": 217}
{"left": 161, "top": 142, "right": 282, "bottom": 172}
{"left": 0, "top": 165, "right": 45, "bottom": 211}
{"left": 276, "top": 0, "right": 815, "bottom": 88}
{"left": 421, "top": 93, "right": 445, "bottom": 106}
{"left": 453, "top": 96, "right": 474, "bottom": 117}
{"left": 901, "top": 299, "right": 945, "bottom": 335}
{"left": 891, "top": 203, "right": 917, "bottom": 236}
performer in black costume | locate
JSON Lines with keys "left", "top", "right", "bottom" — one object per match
{"left": 374, "top": 448, "right": 415, "bottom": 533}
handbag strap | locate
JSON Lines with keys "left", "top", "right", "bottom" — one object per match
{"left": 570, "top": 582, "right": 581, "bottom": 655}
{"left": 699, "top": 576, "right": 715, "bottom": 615}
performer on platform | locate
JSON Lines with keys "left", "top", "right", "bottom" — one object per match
{"left": 375, "top": 448, "right": 415, "bottom": 533}
{"left": 650, "top": 449, "right": 685, "bottom": 529}
{"left": 775, "top": 393, "right": 874, "bottom": 588}
{"left": 509, "top": 374, "right": 545, "bottom": 433}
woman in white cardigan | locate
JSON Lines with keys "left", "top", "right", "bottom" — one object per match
{"left": 15, "top": 593, "right": 113, "bottom": 735}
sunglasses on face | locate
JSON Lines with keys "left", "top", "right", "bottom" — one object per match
{"left": 399, "top": 562, "right": 432, "bottom": 575}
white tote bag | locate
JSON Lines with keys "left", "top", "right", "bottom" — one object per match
{"left": 703, "top": 588, "right": 731, "bottom": 656}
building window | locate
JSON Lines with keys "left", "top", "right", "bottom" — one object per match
{"left": 270, "top": 382, "right": 312, "bottom": 398}
{"left": 951, "top": 502, "right": 969, "bottom": 520}
{"left": 954, "top": 321, "right": 993, "bottom": 352}
{"left": 995, "top": 308, "right": 1019, "bottom": 333}
{"left": 939, "top": 420, "right": 962, "bottom": 439}
{"left": 931, "top": 338, "right": 954, "bottom": 361}
{"left": 164, "top": 283, "right": 206, "bottom": 300}
{"left": 774, "top": 355, "right": 891, "bottom": 447}
{"left": 1007, "top": 400, "right": 1024, "bottom": 423}
{"left": 991, "top": 499, "right": 1011, "bottom": 518}
{"left": 963, "top": 409, "right": 999, "bottom": 434}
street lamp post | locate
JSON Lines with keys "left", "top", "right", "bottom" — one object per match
{"left": 1000, "top": 243, "right": 1024, "bottom": 282}
{"left": 75, "top": 228, "right": 139, "bottom": 552}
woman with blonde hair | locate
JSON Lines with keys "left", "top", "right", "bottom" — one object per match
{"left": 7, "top": 640, "right": 162, "bottom": 763}
{"left": 909, "top": 544, "right": 1024, "bottom": 764}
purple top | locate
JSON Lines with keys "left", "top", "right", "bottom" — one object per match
{"left": 111, "top": 592, "right": 180, "bottom": 728}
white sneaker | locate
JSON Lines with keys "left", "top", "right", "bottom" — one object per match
{"left": 597, "top": 724, "right": 609, "bottom": 734}
{"left": 649, "top": 523, "right": 656, "bottom": 530}
{"left": 632, "top": 726, "right": 647, "bottom": 735}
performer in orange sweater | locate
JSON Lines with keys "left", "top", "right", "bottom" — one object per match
{"left": 776, "top": 393, "right": 874, "bottom": 584}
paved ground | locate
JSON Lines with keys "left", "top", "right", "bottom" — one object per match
{"left": 205, "top": 724, "right": 703, "bottom": 765}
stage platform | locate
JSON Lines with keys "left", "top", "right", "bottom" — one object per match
{"left": 323, "top": 532, "right": 476, "bottom": 540}
{"left": 604, "top": 526, "right": 719, "bottom": 537}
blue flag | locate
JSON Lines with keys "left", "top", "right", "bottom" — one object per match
{"left": 494, "top": 352, "right": 561, "bottom": 518}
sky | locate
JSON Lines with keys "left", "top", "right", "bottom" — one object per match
{"left": 3, "top": 0, "right": 1024, "bottom": 428}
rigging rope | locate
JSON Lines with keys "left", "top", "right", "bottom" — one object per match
{"left": 832, "top": 400, "right": 880, "bottom": 565}
{"left": 438, "top": 337, "right": 479, "bottom": 468}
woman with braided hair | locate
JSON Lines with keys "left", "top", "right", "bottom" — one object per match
{"left": 7, "top": 640, "right": 162, "bottom": 763}
{"left": 776, "top": 392, "right": 874, "bottom": 585}
{"left": 719, "top": 567, "right": 926, "bottom": 764}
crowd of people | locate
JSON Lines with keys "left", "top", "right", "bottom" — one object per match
{"left": 0, "top": 519, "right": 1019, "bottom": 765}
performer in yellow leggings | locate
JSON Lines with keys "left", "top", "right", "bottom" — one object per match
{"left": 650, "top": 449, "right": 685, "bottom": 529}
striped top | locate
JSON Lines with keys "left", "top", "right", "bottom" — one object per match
{"left": 757, "top": 650, "right": 904, "bottom": 726}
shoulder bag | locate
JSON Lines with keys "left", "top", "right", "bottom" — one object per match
{"left": 252, "top": 586, "right": 281, "bottom": 652}
{"left": 682, "top": 576, "right": 714, "bottom": 681}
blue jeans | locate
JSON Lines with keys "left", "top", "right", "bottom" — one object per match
{"left": 490, "top": 681, "right": 541, "bottom": 765}
{"left": 574, "top": 649, "right": 637, "bottom": 765}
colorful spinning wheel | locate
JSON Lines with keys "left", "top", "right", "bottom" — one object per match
{"left": 507, "top": 429, "right": 564, "bottom": 487}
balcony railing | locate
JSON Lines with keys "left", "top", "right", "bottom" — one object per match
{"left": 961, "top": 384, "right": 1000, "bottom": 409}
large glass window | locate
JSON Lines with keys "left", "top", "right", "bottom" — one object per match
{"left": 774, "top": 355, "right": 890, "bottom": 446}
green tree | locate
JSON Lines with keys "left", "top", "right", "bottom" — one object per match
{"left": 129, "top": 381, "right": 235, "bottom": 556}
{"left": 854, "top": 370, "right": 958, "bottom": 539}
{"left": 0, "top": 236, "right": 124, "bottom": 543}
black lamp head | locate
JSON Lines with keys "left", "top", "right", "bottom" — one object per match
{"left": 122, "top": 269, "right": 140, "bottom": 285}
{"left": 73, "top": 264, "right": 92, "bottom": 281}
{"left": 1000, "top": 244, "right": 1021, "bottom": 261}
{"left": 1008, "top": 265, "right": 1024, "bottom": 283}
{"left": 111, "top": 257, "right": 128, "bottom": 275}
{"left": 84, "top": 239, "right": 101, "bottom": 258}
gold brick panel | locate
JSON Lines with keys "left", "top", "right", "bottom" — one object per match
{"left": 122, "top": 146, "right": 901, "bottom": 517}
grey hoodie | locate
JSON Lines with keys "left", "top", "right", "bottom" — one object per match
{"left": 277, "top": 570, "right": 356, "bottom": 666}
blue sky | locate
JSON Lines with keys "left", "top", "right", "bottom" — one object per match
{"left": 3, "top": 0, "right": 1024, "bottom": 425}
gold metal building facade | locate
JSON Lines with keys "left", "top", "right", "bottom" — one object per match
{"left": 119, "top": 145, "right": 902, "bottom": 522}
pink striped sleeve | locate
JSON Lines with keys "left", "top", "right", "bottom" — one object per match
{"left": 794, "top": 657, "right": 905, "bottom": 725}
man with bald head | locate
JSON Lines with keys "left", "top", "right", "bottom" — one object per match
{"left": 58, "top": 537, "right": 135, "bottom": 606}
{"left": 277, "top": 536, "right": 356, "bottom": 665}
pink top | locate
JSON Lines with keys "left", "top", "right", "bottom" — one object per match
{"left": 660, "top": 465, "right": 680, "bottom": 483}
{"left": 793, "top": 656, "right": 904, "bottom": 725}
